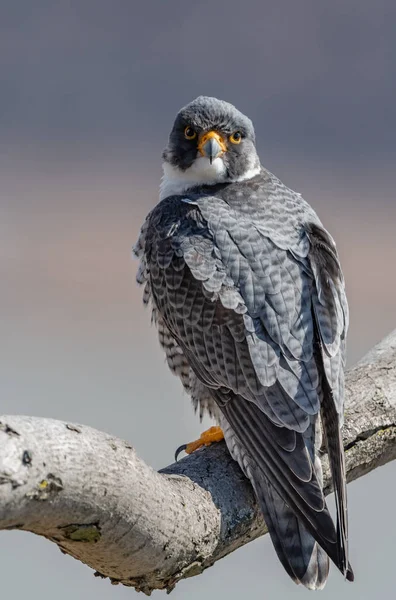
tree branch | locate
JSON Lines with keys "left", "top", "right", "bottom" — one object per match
{"left": 1, "top": 330, "right": 396, "bottom": 595}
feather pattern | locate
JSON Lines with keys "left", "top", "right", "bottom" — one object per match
{"left": 135, "top": 166, "right": 353, "bottom": 587}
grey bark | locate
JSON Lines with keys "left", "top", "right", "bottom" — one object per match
{"left": 1, "top": 330, "right": 396, "bottom": 595}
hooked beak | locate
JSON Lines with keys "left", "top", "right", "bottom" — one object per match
{"left": 198, "top": 131, "right": 227, "bottom": 164}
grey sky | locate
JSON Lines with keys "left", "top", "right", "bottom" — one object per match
{"left": 1, "top": 1, "right": 396, "bottom": 159}
{"left": 1, "top": 2, "right": 395, "bottom": 599}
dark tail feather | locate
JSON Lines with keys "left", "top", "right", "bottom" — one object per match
{"left": 218, "top": 393, "right": 354, "bottom": 585}
{"left": 250, "top": 466, "right": 329, "bottom": 589}
{"left": 221, "top": 415, "right": 329, "bottom": 588}
{"left": 321, "top": 378, "right": 354, "bottom": 582}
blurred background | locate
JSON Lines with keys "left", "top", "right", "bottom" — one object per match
{"left": 1, "top": 1, "right": 395, "bottom": 598}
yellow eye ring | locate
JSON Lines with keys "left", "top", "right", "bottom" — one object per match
{"left": 184, "top": 126, "right": 197, "bottom": 140}
{"left": 229, "top": 131, "right": 242, "bottom": 144}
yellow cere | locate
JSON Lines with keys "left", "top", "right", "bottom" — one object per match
{"left": 197, "top": 130, "right": 227, "bottom": 155}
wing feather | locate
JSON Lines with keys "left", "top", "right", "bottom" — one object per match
{"left": 140, "top": 191, "right": 352, "bottom": 584}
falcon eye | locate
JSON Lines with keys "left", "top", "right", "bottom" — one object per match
{"left": 229, "top": 131, "right": 242, "bottom": 144}
{"left": 184, "top": 126, "right": 197, "bottom": 140}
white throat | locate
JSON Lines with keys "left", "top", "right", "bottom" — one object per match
{"left": 160, "top": 157, "right": 261, "bottom": 200}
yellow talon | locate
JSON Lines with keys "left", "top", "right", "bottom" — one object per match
{"left": 175, "top": 426, "right": 224, "bottom": 461}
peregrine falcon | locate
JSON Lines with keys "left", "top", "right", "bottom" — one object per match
{"left": 134, "top": 96, "right": 353, "bottom": 588}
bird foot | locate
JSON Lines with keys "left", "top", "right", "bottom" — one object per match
{"left": 175, "top": 426, "right": 224, "bottom": 461}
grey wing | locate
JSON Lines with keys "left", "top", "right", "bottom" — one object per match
{"left": 154, "top": 308, "right": 220, "bottom": 420}
{"left": 134, "top": 216, "right": 218, "bottom": 421}
{"left": 142, "top": 195, "right": 352, "bottom": 584}
{"left": 189, "top": 197, "right": 351, "bottom": 581}
{"left": 305, "top": 222, "right": 350, "bottom": 577}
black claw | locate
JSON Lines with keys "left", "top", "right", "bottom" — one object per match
{"left": 174, "top": 444, "right": 188, "bottom": 462}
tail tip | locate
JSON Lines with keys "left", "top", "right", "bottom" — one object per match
{"left": 346, "top": 564, "right": 354, "bottom": 582}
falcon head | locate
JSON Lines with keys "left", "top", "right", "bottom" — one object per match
{"left": 161, "top": 96, "right": 260, "bottom": 198}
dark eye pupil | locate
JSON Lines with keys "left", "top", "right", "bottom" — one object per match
{"left": 234, "top": 132, "right": 241, "bottom": 140}
{"left": 186, "top": 127, "right": 194, "bottom": 136}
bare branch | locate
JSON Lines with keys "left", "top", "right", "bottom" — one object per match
{"left": 1, "top": 330, "right": 396, "bottom": 595}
